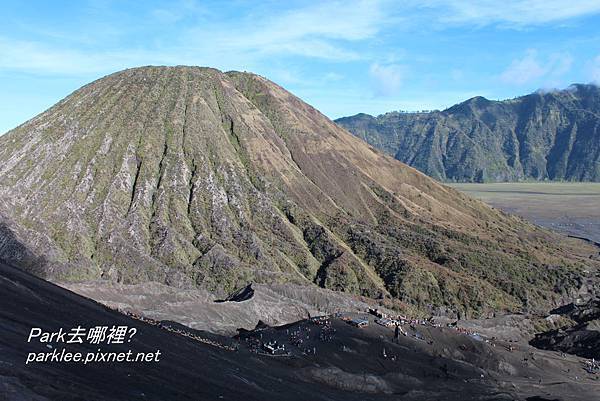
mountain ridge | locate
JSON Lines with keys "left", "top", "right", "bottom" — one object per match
{"left": 336, "top": 84, "right": 600, "bottom": 182}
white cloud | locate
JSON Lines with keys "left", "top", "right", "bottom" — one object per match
{"left": 263, "top": 1, "right": 383, "bottom": 42}
{"left": 588, "top": 55, "right": 600, "bottom": 84}
{"left": 0, "top": 37, "right": 181, "bottom": 76}
{"left": 422, "top": 0, "right": 600, "bottom": 27}
{"left": 186, "top": 0, "right": 388, "bottom": 62}
{"left": 500, "top": 51, "right": 546, "bottom": 85}
{"left": 151, "top": 9, "right": 185, "bottom": 24}
{"left": 2, "top": 0, "right": 597, "bottom": 79}
{"left": 548, "top": 53, "right": 574, "bottom": 77}
{"left": 450, "top": 69, "right": 464, "bottom": 81}
{"left": 369, "top": 63, "right": 406, "bottom": 96}
{"left": 500, "top": 50, "right": 573, "bottom": 86}
{"left": 0, "top": 0, "right": 391, "bottom": 77}
{"left": 323, "top": 72, "right": 344, "bottom": 82}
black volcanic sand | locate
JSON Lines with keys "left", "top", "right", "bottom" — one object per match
{"left": 1, "top": 261, "right": 599, "bottom": 401}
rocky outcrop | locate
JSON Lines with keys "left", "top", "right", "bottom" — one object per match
{"left": 530, "top": 299, "right": 600, "bottom": 358}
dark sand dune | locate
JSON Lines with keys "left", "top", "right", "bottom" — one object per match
{"left": 0, "top": 259, "right": 373, "bottom": 401}
{"left": 531, "top": 299, "right": 600, "bottom": 360}
{"left": 2, "top": 260, "right": 599, "bottom": 401}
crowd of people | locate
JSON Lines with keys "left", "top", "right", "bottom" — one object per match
{"left": 367, "top": 307, "right": 485, "bottom": 346}
{"left": 117, "top": 305, "right": 598, "bottom": 381}
{"left": 239, "top": 316, "right": 337, "bottom": 357}
{"left": 118, "top": 308, "right": 237, "bottom": 351}
{"left": 263, "top": 340, "right": 287, "bottom": 355}
{"left": 584, "top": 358, "right": 599, "bottom": 374}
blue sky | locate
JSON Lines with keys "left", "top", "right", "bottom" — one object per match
{"left": 2, "top": 0, "right": 600, "bottom": 134}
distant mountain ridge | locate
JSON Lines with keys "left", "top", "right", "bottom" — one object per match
{"left": 336, "top": 84, "right": 600, "bottom": 182}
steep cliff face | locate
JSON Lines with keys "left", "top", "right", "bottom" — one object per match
{"left": 336, "top": 84, "right": 600, "bottom": 182}
{"left": 0, "top": 67, "right": 597, "bottom": 317}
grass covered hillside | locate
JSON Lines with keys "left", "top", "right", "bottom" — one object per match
{"left": 0, "top": 66, "right": 598, "bottom": 319}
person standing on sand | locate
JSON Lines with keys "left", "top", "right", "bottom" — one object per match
{"left": 394, "top": 323, "right": 400, "bottom": 343}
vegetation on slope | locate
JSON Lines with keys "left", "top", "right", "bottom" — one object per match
{"left": 336, "top": 85, "right": 600, "bottom": 182}
{"left": 0, "top": 67, "right": 598, "bottom": 319}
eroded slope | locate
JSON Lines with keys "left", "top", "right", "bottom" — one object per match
{"left": 0, "top": 66, "right": 598, "bottom": 317}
